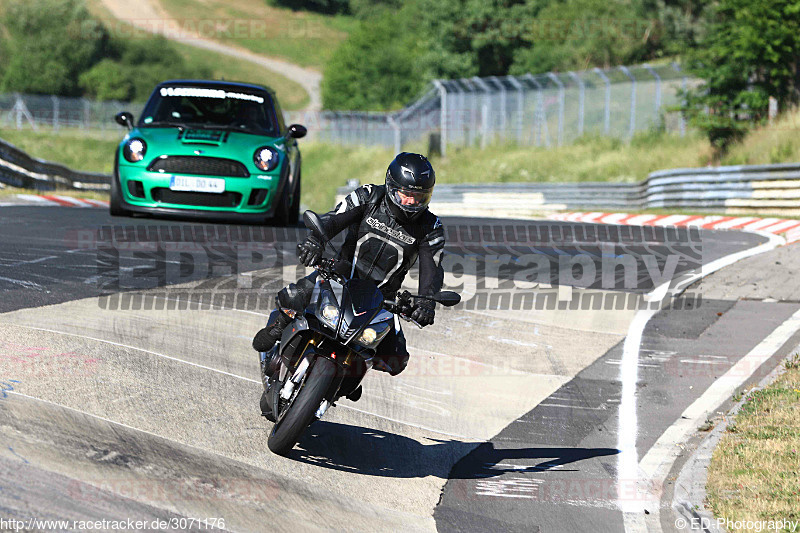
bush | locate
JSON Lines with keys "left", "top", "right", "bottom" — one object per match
{"left": 0, "top": 0, "right": 210, "bottom": 102}
{"left": 682, "top": 0, "right": 800, "bottom": 154}
{"left": 0, "top": 0, "right": 107, "bottom": 96}
{"left": 322, "top": 13, "right": 425, "bottom": 110}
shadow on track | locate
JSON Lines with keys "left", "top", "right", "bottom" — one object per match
{"left": 287, "top": 421, "right": 619, "bottom": 479}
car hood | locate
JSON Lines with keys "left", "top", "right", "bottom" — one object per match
{"left": 126, "top": 127, "right": 286, "bottom": 165}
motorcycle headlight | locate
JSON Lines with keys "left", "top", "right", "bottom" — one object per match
{"left": 316, "top": 290, "right": 340, "bottom": 329}
{"left": 321, "top": 304, "right": 339, "bottom": 322}
{"left": 355, "top": 320, "right": 392, "bottom": 349}
{"left": 254, "top": 146, "right": 280, "bottom": 172}
{"left": 123, "top": 138, "right": 147, "bottom": 163}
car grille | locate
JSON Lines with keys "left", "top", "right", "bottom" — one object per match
{"left": 148, "top": 156, "right": 250, "bottom": 178}
{"left": 151, "top": 188, "right": 243, "bottom": 208}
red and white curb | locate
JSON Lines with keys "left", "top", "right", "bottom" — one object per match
{"left": 15, "top": 194, "right": 109, "bottom": 208}
{"left": 549, "top": 212, "right": 800, "bottom": 245}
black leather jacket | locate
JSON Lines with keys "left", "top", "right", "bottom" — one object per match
{"left": 318, "top": 184, "right": 445, "bottom": 298}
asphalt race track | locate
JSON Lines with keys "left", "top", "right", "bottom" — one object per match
{"left": 2, "top": 205, "right": 799, "bottom": 532}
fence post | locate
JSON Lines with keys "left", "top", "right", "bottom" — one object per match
{"left": 619, "top": 66, "right": 636, "bottom": 138}
{"left": 568, "top": 71, "right": 585, "bottom": 137}
{"left": 524, "top": 74, "right": 549, "bottom": 147}
{"left": 83, "top": 98, "right": 91, "bottom": 130}
{"left": 643, "top": 64, "right": 661, "bottom": 115}
{"left": 472, "top": 76, "right": 492, "bottom": 149}
{"left": 547, "top": 73, "right": 565, "bottom": 146}
{"left": 433, "top": 80, "right": 448, "bottom": 158}
{"left": 593, "top": 68, "right": 611, "bottom": 135}
{"left": 456, "top": 80, "right": 466, "bottom": 148}
{"left": 489, "top": 76, "right": 507, "bottom": 141}
{"left": 507, "top": 76, "right": 525, "bottom": 144}
{"left": 387, "top": 114, "right": 401, "bottom": 154}
{"left": 51, "top": 96, "right": 59, "bottom": 131}
{"left": 673, "top": 62, "right": 687, "bottom": 137}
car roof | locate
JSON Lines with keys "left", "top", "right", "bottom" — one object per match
{"left": 157, "top": 79, "right": 276, "bottom": 97}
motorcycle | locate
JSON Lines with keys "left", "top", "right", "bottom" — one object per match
{"left": 259, "top": 210, "right": 461, "bottom": 455}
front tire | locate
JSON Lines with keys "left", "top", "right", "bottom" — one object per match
{"left": 109, "top": 167, "right": 129, "bottom": 217}
{"left": 267, "top": 357, "right": 336, "bottom": 455}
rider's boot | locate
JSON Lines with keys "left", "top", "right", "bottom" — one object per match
{"left": 253, "top": 308, "right": 293, "bottom": 353}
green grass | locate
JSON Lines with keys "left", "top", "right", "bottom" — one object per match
{"left": 3, "top": 107, "right": 800, "bottom": 215}
{"left": 706, "top": 356, "right": 800, "bottom": 530}
{"left": 0, "top": 129, "right": 727, "bottom": 212}
{"left": 0, "top": 184, "right": 108, "bottom": 201}
{"left": 0, "top": 127, "right": 121, "bottom": 174}
{"left": 84, "top": 0, "right": 309, "bottom": 110}
{"left": 720, "top": 108, "right": 800, "bottom": 166}
{"left": 157, "top": 0, "right": 356, "bottom": 70}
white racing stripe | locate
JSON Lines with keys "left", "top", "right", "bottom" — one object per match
{"left": 638, "top": 308, "right": 800, "bottom": 492}
{"left": 619, "top": 231, "right": 786, "bottom": 532}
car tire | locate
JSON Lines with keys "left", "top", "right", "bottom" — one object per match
{"left": 109, "top": 166, "right": 129, "bottom": 218}
{"left": 271, "top": 171, "right": 300, "bottom": 227}
{"left": 288, "top": 170, "right": 301, "bottom": 225}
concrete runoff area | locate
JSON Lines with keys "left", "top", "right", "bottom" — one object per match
{"left": 0, "top": 205, "right": 798, "bottom": 531}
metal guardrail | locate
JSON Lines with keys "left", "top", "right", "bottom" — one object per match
{"left": 337, "top": 163, "right": 800, "bottom": 218}
{"left": 0, "top": 138, "right": 111, "bottom": 191}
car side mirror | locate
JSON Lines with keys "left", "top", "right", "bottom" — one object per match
{"left": 432, "top": 291, "right": 461, "bottom": 307}
{"left": 286, "top": 124, "right": 307, "bottom": 139}
{"left": 115, "top": 112, "right": 134, "bottom": 130}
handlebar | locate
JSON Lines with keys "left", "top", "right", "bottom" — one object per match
{"left": 383, "top": 291, "right": 424, "bottom": 328}
{"left": 313, "top": 257, "right": 345, "bottom": 283}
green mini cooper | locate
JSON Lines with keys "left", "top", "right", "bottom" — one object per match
{"left": 111, "top": 80, "right": 306, "bottom": 225}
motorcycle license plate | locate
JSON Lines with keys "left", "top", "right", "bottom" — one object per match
{"left": 169, "top": 176, "right": 225, "bottom": 193}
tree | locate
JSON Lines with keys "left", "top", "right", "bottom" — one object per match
{"left": 322, "top": 12, "right": 425, "bottom": 110}
{"left": 510, "top": 0, "right": 656, "bottom": 74}
{"left": 682, "top": 0, "right": 800, "bottom": 153}
{"left": 0, "top": 0, "right": 107, "bottom": 96}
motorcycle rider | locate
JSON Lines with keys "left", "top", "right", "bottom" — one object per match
{"left": 252, "top": 152, "right": 445, "bottom": 378}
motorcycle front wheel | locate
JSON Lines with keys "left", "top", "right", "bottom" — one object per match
{"left": 267, "top": 357, "right": 337, "bottom": 455}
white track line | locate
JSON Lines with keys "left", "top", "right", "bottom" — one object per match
{"left": 619, "top": 231, "right": 785, "bottom": 532}
{"left": 1, "top": 323, "right": 476, "bottom": 439}
{"left": 15, "top": 194, "right": 56, "bottom": 205}
{"left": 639, "top": 308, "right": 800, "bottom": 515}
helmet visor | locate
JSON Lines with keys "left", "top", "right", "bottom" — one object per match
{"left": 389, "top": 187, "right": 432, "bottom": 212}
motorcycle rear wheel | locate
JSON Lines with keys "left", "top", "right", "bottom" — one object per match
{"left": 267, "top": 357, "right": 336, "bottom": 455}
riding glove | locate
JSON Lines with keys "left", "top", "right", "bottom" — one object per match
{"left": 411, "top": 299, "right": 435, "bottom": 327}
{"left": 296, "top": 234, "right": 324, "bottom": 267}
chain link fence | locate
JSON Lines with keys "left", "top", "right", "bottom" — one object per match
{"left": 0, "top": 93, "right": 129, "bottom": 132}
{"left": 294, "top": 63, "right": 695, "bottom": 155}
{"left": 1, "top": 62, "right": 694, "bottom": 155}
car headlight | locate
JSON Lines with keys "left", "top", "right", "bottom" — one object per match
{"left": 254, "top": 146, "right": 280, "bottom": 171}
{"left": 355, "top": 320, "right": 392, "bottom": 349}
{"left": 123, "top": 138, "right": 147, "bottom": 163}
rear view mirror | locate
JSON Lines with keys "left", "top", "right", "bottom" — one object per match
{"left": 287, "top": 124, "right": 307, "bottom": 139}
{"left": 303, "top": 210, "right": 327, "bottom": 239}
{"left": 115, "top": 111, "right": 134, "bottom": 130}
{"left": 432, "top": 291, "right": 461, "bottom": 307}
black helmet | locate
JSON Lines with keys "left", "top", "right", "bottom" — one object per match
{"left": 385, "top": 152, "right": 435, "bottom": 222}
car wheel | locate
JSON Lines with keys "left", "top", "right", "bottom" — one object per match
{"left": 271, "top": 173, "right": 299, "bottom": 227}
{"left": 288, "top": 170, "right": 301, "bottom": 225}
{"left": 109, "top": 166, "right": 129, "bottom": 217}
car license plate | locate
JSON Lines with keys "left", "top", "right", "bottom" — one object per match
{"left": 169, "top": 176, "right": 225, "bottom": 193}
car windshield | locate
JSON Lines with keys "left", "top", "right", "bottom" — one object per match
{"left": 138, "top": 85, "right": 280, "bottom": 136}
